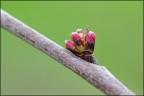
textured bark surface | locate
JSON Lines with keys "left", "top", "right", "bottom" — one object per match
{"left": 1, "top": 9, "right": 135, "bottom": 95}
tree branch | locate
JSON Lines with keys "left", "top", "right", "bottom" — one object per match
{"left": 0, "top": 9, "right": 135, "bottom": 95}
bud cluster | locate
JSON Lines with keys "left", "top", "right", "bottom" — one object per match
{"left": 65, "top": 28, "right": 96, "bottom": 64}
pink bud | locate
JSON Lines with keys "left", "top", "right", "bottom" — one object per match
{"left": 65, "top": 40, "right": 80, "bottom": 55}
{"left": 65, "top": 40, "right": 76, "bottom": 49}
{"left": 86, "top": 31, "right": 96, "bottom": 43}
{"left": 71, "top": 32, "right": 81, "bottom": 42}
{"left": 85, "top": 31, "right": 96, "bottom": 53}
{"left": 71, "top": 32, "right": 85, "bottom": 52}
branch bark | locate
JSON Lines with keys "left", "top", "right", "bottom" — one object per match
{"left": 0, "top": 9, "right": 135, "bottom": 95}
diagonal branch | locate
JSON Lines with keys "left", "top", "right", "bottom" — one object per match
{"left": 0, "top": 9, "right": 135, "bottom": 95}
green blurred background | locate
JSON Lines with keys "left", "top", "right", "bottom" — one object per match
{"left": 1, "top": 1, "right": 143, "bottom": 95}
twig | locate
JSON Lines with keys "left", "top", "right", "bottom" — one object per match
{"left": 0, "top": 9, "right": 135, "bottom": 95}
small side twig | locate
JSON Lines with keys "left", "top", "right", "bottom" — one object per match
{"left": 1, "top": 9, "right": 135, "bottom": 95}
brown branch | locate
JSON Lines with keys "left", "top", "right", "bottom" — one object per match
{"left": 0, "top": 9, "right": 135, "bottom": 95}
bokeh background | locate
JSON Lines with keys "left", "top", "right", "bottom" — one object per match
{"left": 1, "top": 1, "right": 143, "bottom": 95}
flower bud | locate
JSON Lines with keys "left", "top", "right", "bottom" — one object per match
{"left": 85, "top": 31, "right": 96, "bottom": 53}
{"left": 71, "top": 32, "right": 84, "bottom": 53}
{"left": 65, "top": 40, "right": 77, "bottom": 51}
{"left": 86, "top": 31, "right": 96, "bottom": 43}
{"left": 65, "top": 40, "right": 80, "bottom": 55}
{"left": 76, "top": 29, "right": 86, "bottom": 45}
{"left": 71, "top": 32, "right": 81, "bottom": 44}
